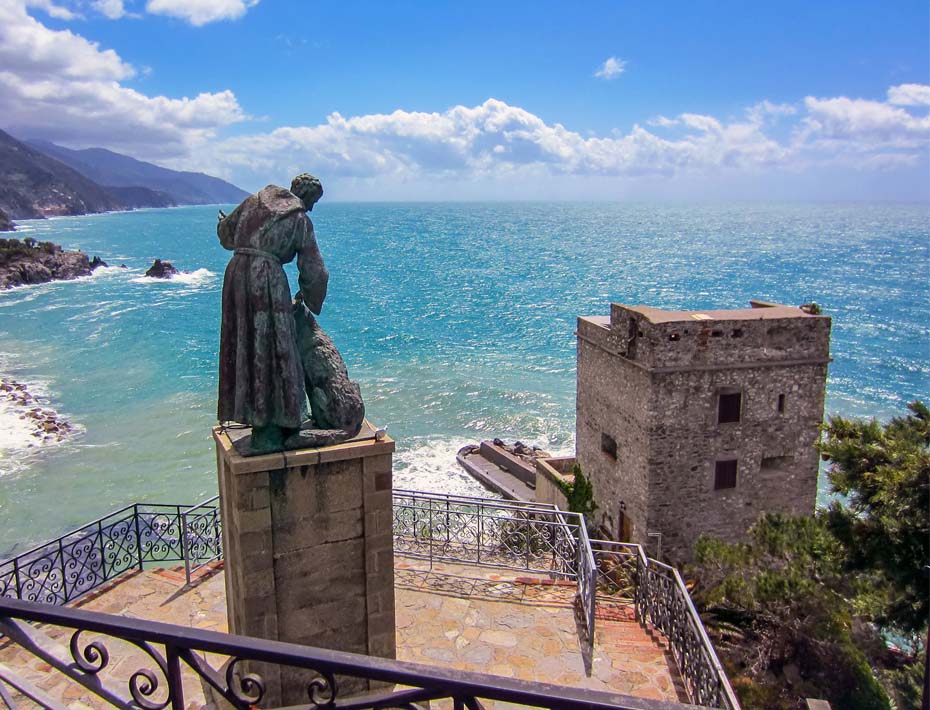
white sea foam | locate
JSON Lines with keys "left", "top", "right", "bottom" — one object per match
{"left": 86, "top": 265, "right": 128, "bottom": 280}
{"left": 393, "top": 436, "right": 500, "bottom": 498}
{"left": 130, "top": 268, "right": 215, "bottom": 286}
{"left": 0, "top": 371, "right": 81, "bottom": 478}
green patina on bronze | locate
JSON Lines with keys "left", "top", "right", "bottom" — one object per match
{"left": 217, "top": 174, "right": 365, "bottom": 455}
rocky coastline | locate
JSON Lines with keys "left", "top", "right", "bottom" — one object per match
{"left": 1, "top": 377, "right": 73, "bottom": 444}
{"left": 0, "top": 237, "right": 108, "bottom": 289}
{"left": 0, "top": 208, "right": 14, "bottom": 232}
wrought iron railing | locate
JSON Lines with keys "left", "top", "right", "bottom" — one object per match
{"left": 392, "top": 489, "right": 597, "bottom": 654}
{"left": 0, "top": 493, "right": 737, "bottom": 709}
{"left": 592, "top": 540, "right": 739, "bottom": 710}
{"left": 392, "top": 489, "right": 579, "bottom": 576}
{"left": 180, "top": 496, "right": 222, "bottom": 584}
{"left": 0, "top": 596, "right": 704, "bottom": 710}
{"left": 0, "top": 497, "right": 221, "bottom": 605}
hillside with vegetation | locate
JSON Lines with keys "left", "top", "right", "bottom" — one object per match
{"left": 0, "top": 130, "right": 249, "bottom": 221}
{"left": 27, "top": 139, "right": 249, "bottom": 206}
{"left": 0, "top": 129, "right": 125, "bottom": 219}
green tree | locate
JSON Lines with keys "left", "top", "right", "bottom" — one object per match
{"left": 820, "top": 400, "right": 930, "bottom": 639}
{"left": 694, "top": 514, "right": 890, "bottom": 710}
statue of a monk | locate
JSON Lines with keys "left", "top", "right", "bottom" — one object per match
{"left": 217, "top": 174, "right": 331, "bottom": 453}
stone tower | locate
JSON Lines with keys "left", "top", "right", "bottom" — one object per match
{"left": 575, "top": 300, "right": 831, "bottom": 561}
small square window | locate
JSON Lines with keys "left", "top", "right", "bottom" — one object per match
{"left": 777, "top": 394, "right": 786, "bottom": 413}
{"left": 718, "top": 392, "right": 742, "bottom": 423}
{"left": 601, "top": 433, "right": 617, "bottom": 460}
{"left": 714, "top": 460, "right": 738, "bottom": 489}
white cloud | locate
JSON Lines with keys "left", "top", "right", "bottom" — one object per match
{"left": 887, "top": 83, "right": 930, "bottom": 107}
{"left": 746, "top": 100, "right": 797, "bottom": 124}
{"left": 0, "top": 0, "right": 245, "bottom": 157}
{"left": 594, "top": 57, "right": 627, "bottom": 80}
{"left": 25, "top": 0, "right": 79, "bottom": 19}
{"left": 801, "top": 94, "right": 930, "bottom": 147}
{"left": 145, "top": 0, "right": 259, "bottom": 25}
{"left": 181, "top": 84, "right": 930, "bottom": 191}
{"left": 3, "top": 2, "right": 927, "bottom": 197}
{"left": 92, "top": 0, "right": 127, "bottom": 19}
{"left": 648, "top": 115, "right": 679, "bottom": 127}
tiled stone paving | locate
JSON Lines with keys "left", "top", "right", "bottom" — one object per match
{"left": 0, "top": 560, "right": 686, "bottom": 708}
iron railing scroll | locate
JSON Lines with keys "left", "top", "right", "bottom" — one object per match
{"left": 392, "top": 489, "right": 580, "bottom": 577}
{"left": 181, "top": 496, "right": 222, "bottom": 584}
{"left": 592, "top": 539, "right": 740, "bottom": 710}
{"left": 0, "top": 596, "right": 709, "bottom": 710}
{"left": 0, "top": 497, "right": 223, "bottom": 606}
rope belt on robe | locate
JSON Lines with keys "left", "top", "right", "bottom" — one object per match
{"left": 233, "top": 247, "right": 281, "bottom": 264}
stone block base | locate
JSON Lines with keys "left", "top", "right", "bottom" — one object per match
{"left": 214, "top": 425, "right": 396, "bottom": 706}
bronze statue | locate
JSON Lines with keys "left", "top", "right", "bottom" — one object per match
{"left": 217, "top": 174, "right": 364, "bottom": 454}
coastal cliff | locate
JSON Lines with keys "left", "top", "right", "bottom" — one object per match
{"left": 0, "top": 130, "right": 124, "bottom": 219}
{"left": 0, "top": 129, "right": 249, "bottom": 220}
{"left": 0, "top": 208, "right": 13, "bottom": 232}
{"left": 0, "top": 237, "right": 107, "bottom": 289}
{"left": 27, "top": 139, "right": 249, "bottom": 206}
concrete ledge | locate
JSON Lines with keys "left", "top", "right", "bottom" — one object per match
{"left": 213, "top": 424, "right": 395, "bottom": 475}
{"left": 535, "top": 456, "right": 574, "bottom": 509}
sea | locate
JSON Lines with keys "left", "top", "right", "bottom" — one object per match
{"left": 0, "top": 202, "right": 927, "bottom": 555}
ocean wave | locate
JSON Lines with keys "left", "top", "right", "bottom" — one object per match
{"left": 393, "top": 436, "right": 501, "bottom": 498}
{"left": 86, "top": 265, "right": 129, "bottom": 280}
{"left": 130, "top": 268, "right": 216, "bottom": 287}
{"left": 0, "top": 375, "right": 81, "bottom": 478}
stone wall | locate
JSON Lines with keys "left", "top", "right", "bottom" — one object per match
{"left": 608, "top": 302, "right": 832, "bottom": 369}
{"left": 646, "top": 361, "right": 827, "bottom": 559}
{"left": 576, "top": 317, "right": 653, "bottom": 545}
{"left": 215, "top": 429, "right": 396, "bottom": 706}
{"left": 575, "top": 303, "right": 831, "bottom": 561}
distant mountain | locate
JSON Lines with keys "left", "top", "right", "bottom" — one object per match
{"left": 104, "top": 185, "right": 177, "bottom": 209}
{"left": 27, "top": 140, "right": 249, "bottom": 205}
{"left": 0, "top": 129, "right": 124, "bottom": 219}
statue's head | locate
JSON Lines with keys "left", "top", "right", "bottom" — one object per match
{"left": 290, "top": 173, "right": 323, "bottom": 212}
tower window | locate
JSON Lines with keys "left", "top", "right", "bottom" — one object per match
{"left": 777, "top": 394, "right": 786, "bottom": 413}
{"left": 718, "top": 392, "right": 742, "bottom": 423}
{"left": 714, "top": 459, "right": 738, "bottom": 489}
{"left": 601, "top": 433, "right": 617, "bottom": 460}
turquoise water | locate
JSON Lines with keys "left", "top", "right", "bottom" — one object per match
{"left": 1, "top": 202, "right": 927, "bottom": 553}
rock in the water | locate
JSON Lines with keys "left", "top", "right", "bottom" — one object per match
{"left": 0, "top": 237, "right": 107, "bottom": 289}
{"left": 0, "top": 208, "right": 14, "bottom": 232}
{"left": 144, "top": 258, "right": 179, "bottom": 279}
{"left": 89, "top": 256, "right": 108, "bottom": 270}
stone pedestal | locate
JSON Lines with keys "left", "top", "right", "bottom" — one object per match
{"left": 213, "top": 425, "right": 396, "bottom": 706}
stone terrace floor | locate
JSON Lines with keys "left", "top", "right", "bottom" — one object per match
{"left": 0, "top": 560, "right": 687, "bottom": 708}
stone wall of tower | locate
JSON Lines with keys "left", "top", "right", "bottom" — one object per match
{"left": 575, "top": 316, "right": 652, "bottom": 545}
{"left": 576, "top": 302, "right": 831, "bottom": 562}
{"left": 645, "top": 360, "right": 828, "bottom": 559}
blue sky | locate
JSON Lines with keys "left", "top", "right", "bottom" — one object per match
{"left": 1, "top": 0, "right": 928, "bottom": 200}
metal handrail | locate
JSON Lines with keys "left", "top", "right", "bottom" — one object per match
{"left": 0, "top": 497, "right": 222, "bottom": 605}
{"left": 0, "top": 596, "right": 706, "bottom": 710}
{"left": 0, "top": 494, "right": 736, "bottom": 709}
{"left": 181, "top": 495, "right": 222, "bottom": 584}
{"left": 592, "top": 539, "right": 740, "bottom": 710}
